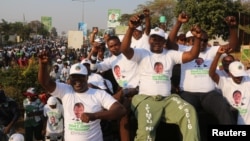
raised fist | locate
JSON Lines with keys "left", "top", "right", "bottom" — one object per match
{"left": 190, "top": 24, "right": 202, "bottom": 39}
{"left": 225, "top": 16, "right": 237, "bottom": 28}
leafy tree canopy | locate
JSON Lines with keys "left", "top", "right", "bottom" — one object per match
{"left": 175, "top": 0, "right": 243, "bottom": 40}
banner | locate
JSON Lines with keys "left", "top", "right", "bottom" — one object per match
{"left": 41, "top": 16, "right": 52, "bottom": 31}
{"left": 107, "top": 9, "right": 121, "bottom": 28}
{"left": 78, "top": 22, "right": 87, "bottom": 38}
{"left": 241, "top": 45, "right": 250, "bottom": 64}
{"left": 68, "top": 30, "right": 83, "bottom": 49}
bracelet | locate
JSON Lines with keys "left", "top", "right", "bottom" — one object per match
{"left": 91, "top": 55, "right": 97, "bottom": 60}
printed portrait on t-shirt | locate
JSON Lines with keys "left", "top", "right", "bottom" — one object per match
{"left": 49, "top": 115, "right": 58, "bottom": 126}
{"left": 154, "top": 62, "right": 164, "bottom": 74}
{"left": 232, "top": 90, "right": 244, "bottom": 107}
{"left": 72, "top": 102, "right": 84, "bottom": 121}
{"left": 194, "top": 57, "right": 207, "bottom": 67}
{"left": 114, "top": 65, "right": 122, "bottom": 79}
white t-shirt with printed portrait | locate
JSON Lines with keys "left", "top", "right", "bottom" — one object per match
{"left": 50, "top": 83, "right": 117, "bottom": 141}
{"left": 179, "top": 45, "right": 219, "bottom": 92}
{"left": 131, "top": 33, "right": 150, "bottom": 51}
{"left": 131, "top": 48, "right": 183, "bottom": 97}
{"left": 218, "top": 76, "right": 250, "bottom": 124}
{"left": 97, "top": 51, "right": 140, "bottom": 89}
{"left": 43, "top": 100, "right": 64, "bottom": 134}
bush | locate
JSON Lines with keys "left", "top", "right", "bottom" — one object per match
{"left": 0, "top": 56, "right": 43, "bottom": 108}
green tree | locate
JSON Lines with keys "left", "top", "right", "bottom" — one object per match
{"left": 50, "top": 27, "right": 58, "bottom": 39}
{"left": 119, "top": 0, "right": 177, "bottom": 30}
{"left": 175, "top": 0, "right": 242, "bottom": 39}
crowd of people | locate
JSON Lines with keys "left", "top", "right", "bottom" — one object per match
{"left": 1, "top": 7, "right": 250, "bottom": 141}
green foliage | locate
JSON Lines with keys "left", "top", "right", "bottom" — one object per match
{"left": 0, "top": 58, "right": 43, "bottom": 107}
{"left": 120, "top": 0, "right": 177, "bottom": 30}
{"left": 175, "top": 0, "right": 242, "bottom": 39}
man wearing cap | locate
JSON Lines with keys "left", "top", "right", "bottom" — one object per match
{"left": 43, "top": 96, "right": 64, "bottom": 141}
{"left": 89, "top": 27, "right": 106, "bottom": 62}
{"left": 120, "top": 12, "right": 202, "bottom": 141}
{"left": 167, "top": 14, "right": 239, "bottom": 140}
{"left": 0, "top": 89, "right": 20, "bottom": 141}
{"left": 88, "top": 35, "right": 140, "bottom": 141}
{"left": 209, "top": 46, "right": 250, "bottom": 124}
{"left": 56, "top": 58, "right": 63, "bottom": 74}
{"left": 185, "top": 30, "right": 194, "bottom": 46}
{"left": 23, "top": 87, "right": 44, "bottom": 141}
{"left": 38, "top": 52, "right": 126, "bottom": 141}
{"left": 130, "top": 8, "right": 151, "bottom": 51}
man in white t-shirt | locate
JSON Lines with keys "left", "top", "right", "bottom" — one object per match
{"left": 209, "top": 47, "right": 250, "bottom": 125}
{"left": 121, "top": 12, "right": 202, "bottom": 141}
{"left": 130, "top": 8, "right": 151, "bottom": 51}
{"left": 88, "top": 35, "right": 140, "bottom": 141}
{"left": 38, "top": 56, "right": 126, "bottom": 141}
{"left": 43, "top": 96, "right": 64, "bottom": 141}
{"left": 177, "top": 16, "right": 239, "bottom": 126}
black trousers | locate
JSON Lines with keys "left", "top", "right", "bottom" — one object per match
{"left": 180, "top": 90, "right": 237, "bottom": 124}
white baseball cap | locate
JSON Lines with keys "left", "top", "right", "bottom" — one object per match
{"left": 47, "top": 96, "right": 57, "bottom": 105}
{"left": 81, "top": 59, "right": 91, "bottom": 65}
{"left": 150, "top": 27, "right": 165, "bottom": 38}
{"left": 9, "top": 133, "right": 24, "bottom": 141}
{"left": 186, "top": 31, "right": 193, "bottom": 38}
{"left": 229, "top": 61, "right": 247, "bottom": 77}
{"left": 69, "top": 63, "right": 88, "bottom": 75}
{"left": 136, "top": 26, "right": 143, "bottom": 31}
{"left": 94, "top": 38, "right": 104, "bottom": 43}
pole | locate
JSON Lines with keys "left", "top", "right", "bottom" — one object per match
{"left": 72, "top": 0, "right": 95, "bottom": 23}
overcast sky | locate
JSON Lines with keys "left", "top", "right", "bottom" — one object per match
{"left": 0, "top": 0, "right": 149, "bottom": 35}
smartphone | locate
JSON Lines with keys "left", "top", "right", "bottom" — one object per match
{"left": 138, "top": 14, "right": 145, "bottom": 20}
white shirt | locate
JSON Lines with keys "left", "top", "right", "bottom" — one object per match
{"left": 97, "top": 52, "right": 140, "bottom": 89}
{"left": 131, "top": 33, "right": 150, "bottom": 51}
{"left": 218, "top": 76, "right": 250, "bottom": 124}
{"left": 179, "top": 45, "right": 219, "bottom": 92}
{"left": 131, "top": 48, "right": 183, "bottom": 96}
{"left": 43, "top": 99, "right": 64, "bottom": 134}
{"left": 51, "top": 83, "right": 117, "bottom": 141}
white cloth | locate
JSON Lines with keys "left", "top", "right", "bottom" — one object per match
{"left": 218, "top": 76, "right": 250, "bottom": 124}
{"left": 179, "top": 45, "right": 219, "bottom": 92}
{"left": 88, "top": 73, "right": 107, "bottom": 90}
{"left": 50, "top": 71, "right": 61, "bottom": 81}
{"left": 131, "top": 33, "right": 150, "bottom": 51}
{"left": 43, "top": 98, "right": 64, "bottom": 134}
{"left": 131, "top": 48, "right": 183, "bottom": 96}
{"left": 51, "top": 83, "right": 117, "bottom": 141}
{"left": 96, "top": 52, "right": 140, "bottom": 89}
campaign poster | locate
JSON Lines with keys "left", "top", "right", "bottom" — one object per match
{"left": 107, "top": 9, "right": 121, "bottom": 28}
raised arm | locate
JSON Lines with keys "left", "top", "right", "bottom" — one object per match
{"left": 221, "top": 16, "right": 239, "bottom": 53}
{"left": 182, "top": 25, "right": 202, "bottom": 63}
{"left": 38, "top": 50, "right": 56, "bottom": 93}
{"left": 143, "top": 8, "right": 151, "bottom": 36}
{"left": 167, "top": 12, "right": 189, "bottom": 50}
{"left": 209, "top": 47, "right": 228, "bottom": 84}
{"left": 120, "top": 14, "right": 143, "bottom": 59}
{"left": 89, "top": 27, "right": 98, "bottom": 46}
